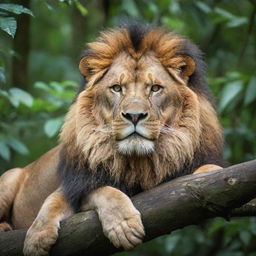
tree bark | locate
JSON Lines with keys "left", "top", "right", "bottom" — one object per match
{"left": 70, "top": 1, "right": 87, "bottom": 60}
{"left": 0, "top": 160, "right": 256, "bottom": 256}
{"left": 12, "top": 0, "right": 31, "bottom": 91}
{"left": 70, "top": 0, "right": 110, "bottom": 61}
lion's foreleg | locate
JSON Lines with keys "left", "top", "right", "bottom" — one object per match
{"left": 81, "top": 186, "right": 145, "bottom": 250}
{"left": 0, "top": 168, "right": 25, "bottom": 231}
{"left": 193, "top": 164, "right": 223, "bottom": 174}
{"left": 23, "top": 188, "right": 73, "bottom": 256}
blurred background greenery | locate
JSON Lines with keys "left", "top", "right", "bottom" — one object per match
{"left": 0, "top": 0, "right": 256, "bottom": 255}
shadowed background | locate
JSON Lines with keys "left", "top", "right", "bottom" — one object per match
{"left": 0, "top": 0, "right": 256, "bottom": 255}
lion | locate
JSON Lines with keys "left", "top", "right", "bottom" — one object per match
{"left": 0, "top": 24, "right": 223, "bottom": 255}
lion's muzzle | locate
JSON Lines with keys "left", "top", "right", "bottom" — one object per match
{"left": 115, "top": 111, "right": 155, "bottom": 155}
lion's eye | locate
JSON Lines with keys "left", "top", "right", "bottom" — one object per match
{"left": 111, "top": 84, "right": 122, "bottom": 93}
{"left": 151, "top": 84, "right": 163, "bottom": 93}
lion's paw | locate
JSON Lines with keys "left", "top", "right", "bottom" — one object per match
{"left": 0, "top": 222, "right": 12, "bottom": 232}
{"left": 103, "top": 213, "right": 145, "bottom": 250}
{"left": 23, "top": 227, "right": 58, "bottom": 256}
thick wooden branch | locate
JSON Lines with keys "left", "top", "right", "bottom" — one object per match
{"left": 1, "top": 160, "right": 256, "bottom": 256}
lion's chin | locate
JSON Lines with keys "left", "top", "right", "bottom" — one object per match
{"left": 117, "top": 135, "right": 155, "bottom": 156}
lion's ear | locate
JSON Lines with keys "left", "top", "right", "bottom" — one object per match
{"left": 166, "top": 55, "right": 196, "bottom": 84}
{"left": 79, "top": 55, "right": 110, "bottom": 83}
{"left": 79, "top": 56, "right": 108, "bottom": 86}
{"left": 177, "top": 56, "right": 195, "bottom": 77}
{"left": 79, "top": 56, "right": 93, "bottom": 78}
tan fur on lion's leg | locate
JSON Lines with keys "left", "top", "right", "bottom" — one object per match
{"left": 81, "top": 186, "right": 145, "bottom": 250}
{"left": 23, "top": 188, "right": 73, "bottom": 256}
{"left": 193, "top": 164, "right": 223, "bottom": 174}
{"left": 0, "top": 168, "right": 25, "bottom": 230}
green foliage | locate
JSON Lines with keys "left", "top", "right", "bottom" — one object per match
{"left": 73, "top": 0, "right": 88, "bottom": 16}
{"left": 0, "top": 0, "right": 255, "bottom": 255}
{"left": 0, "top": 3, "right": 33, "bottom": 37}
{"left": 0, "top": 17, "right": 16, "bottom": 38}
{"left": 117, "top": 218, "right": 256, "bottom": 256}
{"left": 0, "top": 4, "right": 33, "bottom": 16}
{"left": 244, "top": 77, "right": 256, "bottom": 105}
{"left": 8, "top": 88, "right": 33, "bottom": 107}
{"left": 0, "top": 80, "right": 76, "bottom": 168}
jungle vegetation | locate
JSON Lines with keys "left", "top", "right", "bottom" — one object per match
{"left": 0, "top": 0, "right": 256, "bottom": 255}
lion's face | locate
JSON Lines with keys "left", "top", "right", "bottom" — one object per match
{"left": 87, "top": 51, "right": 190, "bottom": 155}
{"left": 61, "top": 26, "right": 223, "bottom": 187}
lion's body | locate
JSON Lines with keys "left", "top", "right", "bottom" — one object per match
{"left": 1, "top": 146, "right": 60, "bottom": 229}
{"left": 0, "top": 24, "right": 223, "bottom": 255}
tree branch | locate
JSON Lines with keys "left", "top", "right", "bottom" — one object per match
{"left": 1, "top": 160, "right": 256, "bottom": 256}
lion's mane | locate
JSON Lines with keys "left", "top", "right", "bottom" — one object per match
{"left": 57, "top": 24, "right": 223, "bottom": 210}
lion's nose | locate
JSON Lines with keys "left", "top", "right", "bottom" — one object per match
{"left": 122, "top": 112, "right": 148, "bottom": 125}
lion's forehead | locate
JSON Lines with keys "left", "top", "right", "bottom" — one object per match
{"left": 105, "top": 52, "right": 173, "bottom": 87}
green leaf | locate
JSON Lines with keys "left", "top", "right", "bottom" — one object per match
{"left": 6, "top": 137, "right": 29, "bottom": 155}
{"left": 44, "top": 117, "right": 63, "bottom": 137}
{"left": 122, "top": 0, "right": 139, "bottom": 17}
{"left": 165, "top": 234, "right": 180, "bottom": 252}
{"left": 59, "top": 0, "right": 72, "bottom": 5}
{"left": 0, "top": 4, "right": 34, "bottom": 16}
{"left": 148, "top": 3, "right": 158, "bottom": 15}
{"left": 0, "top": 89, "right": 8, "bottom": 98}
{"left": 61, "top": 80, "right": 78, "bottom": 88}
{"left": 208, "top": 218, "right": 226, "bottom": 235}
{"left": 212, "top": 7, "right": 247, "bottom": 28}
{"left": 49, "top": 81, "right": 63, "bottom": 92}
{"left": 0, "top": 11, "right": 8, "bottom": 16}
{"left": 219, "top": 81, "right": 243, "bottom": 111}
{"left": 0, "top": 140, "right": 10, "bottom": 161}
{"left": 196, "top": 1, "right": 211, "bottom": 14}
{"left": 73, "top": 0, "right": 88, "bottom": 16}
{"left": 0, "top": 17, "right": 16, "bottom": 38}
{"left": 227, "top": 71, "right": 242, "bottom": 80}
{"left": 44, "top": 2, "right": 53, "bottom": 10}
{"left": 9, "top": 88, "right": 33, "bottom": 107}
{"left": 34, "top": 81, "right": 51, "bottom": 92}
{"left": 0, "top": 67, "right": 6, "bottom": 83}
{"left": 214, "top": 7, "right": 234, "bottom": 20}
{"left": 244, "top": 76, "right": 256, "bottom": 105}
{"left": 239, "top": 230, "right": 251, "bottom": 246}
{"left": 227, "top": 17, "right": 247, "bottom": 28}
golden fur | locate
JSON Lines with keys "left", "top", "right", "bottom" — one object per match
{"left": 0, "top": 25, "right": 223, "bottom": 256}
